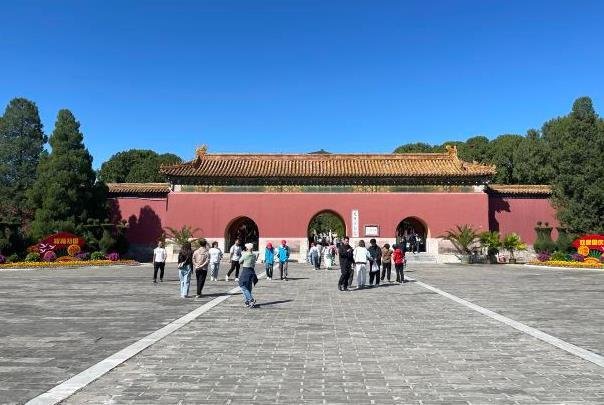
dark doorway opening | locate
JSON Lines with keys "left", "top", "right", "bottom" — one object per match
{"left": 225, "top": 217, "right": 259, "bottom": 251}
{"left": 395, "top": 217, "right": 428, "bottom": 252}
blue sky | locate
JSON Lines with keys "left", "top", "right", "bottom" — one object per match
{"left": 1, "top": 0, "right": 603, "bottom": 168}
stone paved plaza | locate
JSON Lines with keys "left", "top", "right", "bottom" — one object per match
{"left": 1, "top": 263, "right": 603, "bottom": 404}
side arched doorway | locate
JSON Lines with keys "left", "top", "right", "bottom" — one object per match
{"left": 307, "top": 210, "right": 346, "bottom": 246}
{"left": 225, "top": 216, "right": 259, "bottom": 251}
{"left": 396, "top": 217, "right": 428, "bottom": 253}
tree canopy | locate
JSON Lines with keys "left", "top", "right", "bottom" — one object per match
{"left": 0, "top": 98, "right": 46, "bottom": 224}
{"left": 98, "top": 149, "right": 182, "bottom": 183}
{"left": 28, "top": 109, "right": 106, "bottom": 239}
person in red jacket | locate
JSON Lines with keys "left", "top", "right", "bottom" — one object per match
{"left": 392, "top": 244, "right": 407, "bottom": 284}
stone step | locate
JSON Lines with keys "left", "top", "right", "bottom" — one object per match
{"left": 405, "top": 253, "right": 438, "bottom": 263}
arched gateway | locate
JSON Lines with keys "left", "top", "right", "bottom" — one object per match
{"left": 396, "top": 217, "right": 428, "bottom": 252}
{"left": 307, "top": 210, "right": 346, "bottom": 246}
{"left": 225, "top": 216, "right": 259, "bottom": 251}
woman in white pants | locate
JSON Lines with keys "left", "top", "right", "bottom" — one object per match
{"left": 352, "top": 240, "right": 370, "bottom": 289}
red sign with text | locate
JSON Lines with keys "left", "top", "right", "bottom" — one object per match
{"left": 38, "top": 232, "right": 85, "bottom": 253}
{"left": 571, "top": 234, "right": 604, "bottom": 255}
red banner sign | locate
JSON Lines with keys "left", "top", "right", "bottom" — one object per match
{"left": 39, "top": 232, "right": 85, "bottom": 251}
{"left": 571, "top": 234, "right": 604, "bottom": 255}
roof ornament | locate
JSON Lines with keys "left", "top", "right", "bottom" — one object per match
{"left": 196, "top": 144, "right": 208, "bottom": 158}
{"left": 445, "top": 144, "right": 458, "bottom": 158}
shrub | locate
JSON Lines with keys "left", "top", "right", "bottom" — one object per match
{"left": 555, "top": 228, "right": 574, "bottom": 253}
{"left": 536, "top": 252, "right": 551, "bottom": 262}
{"left": 502, "top": 233, "right": 527, "bottom": 261}
{"left": 76, "top": 252, "right": 90, "bottom": 261}
{"left": 550, "top": 251, "right": 568, "bottom": 261}
{"left": 90, "top": 251, "right": 105, "bottom": 260}
{"left": 25, "top": 252, "right": 41, "bottom": 262}
{"left": 571, "top": 253, "right": 585, "bottom": 262}
{"left": 7, "top": 254, "right": 20, "bottom": 263}
{"left": 107, "top": 252, "right": 119, "bottom": 261}
{"left": 0, "top": 254, "right": 6, "bottom": 264}
{"left": 440, "top": 225, "right": 479, "bottom": 255}
{"left": 43, "top": 251, "right": 57, "bottom": 262}
{"left": 533, "top": 225, "right": 555, "bottom": 253}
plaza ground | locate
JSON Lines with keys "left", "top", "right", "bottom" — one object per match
{"left": 0, "top": 263, "right": 602, "bottom": 404}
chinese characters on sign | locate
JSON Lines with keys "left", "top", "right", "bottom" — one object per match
{"left": 571, "top": 234, "right": 604, "bottom": 256}
{"left": 364, "top": 225, "right": 379, "bottom": 237}
{"left": 351, "top": 210, "right": 359, "bottom": 238}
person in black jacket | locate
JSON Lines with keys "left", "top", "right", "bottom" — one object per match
{"left": 338, "top": 237, "right": 354, "bottom": 291}
{"left": 177, "top": 242, "right": 194, "bottom": 298}
{"left": 367, "top": 238, "right": 381, "bottom": 286}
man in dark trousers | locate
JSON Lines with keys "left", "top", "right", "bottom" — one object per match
{"left": 338, "top": 237, "right": 354, "bottom": 291}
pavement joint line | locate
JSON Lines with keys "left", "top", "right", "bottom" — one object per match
{"left": 24, "top": 276, "right": 263, "bottom": 405}
{"left": 409, "top": 277, "right": 604, "bottom": 368}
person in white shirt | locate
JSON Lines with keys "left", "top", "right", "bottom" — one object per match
{"left": 208, "top": 241, "right": 223, "bottom": 281}
{"left": 352, "top": 240, "right": 370, "bottom": 289}
{"left": 153, "top": 241, "right": 167, "bottom": 283}
{"left": 226, "top": 239, "right": 242, "bottom": 281}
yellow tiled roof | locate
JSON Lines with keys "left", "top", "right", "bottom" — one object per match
{"left": 160, "top": 146, "right": 496, "bottom": 183}
{"left": 486, "top": 184, "right": 552, "bottom": 195}
{"left": 107, "top": 183, "right": 171, "bottom": 194}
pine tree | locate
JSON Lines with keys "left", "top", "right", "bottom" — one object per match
{"left": 543, "top": 97, "right": 604, "bottom": 233}
{"left": 0, "top": 98, "right": 46, "bottom": 223}
{"left": 28, "top": 109, "right": 106, "bottom": 239}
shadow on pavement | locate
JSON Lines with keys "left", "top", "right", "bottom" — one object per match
{"left": 256, "top": 299, "right": 293, "bottom": 308}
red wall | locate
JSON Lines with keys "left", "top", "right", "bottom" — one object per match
{"left": 489, "top": 196, "right": 558, "bottom": 244}
{"left": 110, "top": 197, "right": 168, "bottom": 244}
{"left": 164, "top": 192, "right": 490, "bottom": 238}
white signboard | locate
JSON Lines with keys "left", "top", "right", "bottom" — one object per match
{"left": 351, "top": 209, "right": 359, "bottom": 237}
{"left": 365, "top": 225, "right": 379, "bottom": 237}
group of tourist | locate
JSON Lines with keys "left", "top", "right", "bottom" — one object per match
{"left": 152, "top": 235, "right": 408, "bottom": 306}
{"left": 335, "top": 237, "right": 407, "bottom": 291}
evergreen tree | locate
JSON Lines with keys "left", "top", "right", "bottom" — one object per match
{"left": 463, "top": 136, "right": 491, "bottom": 163}
{"left": 0, "top": 98, "right": 46, "bottom": 223}
{"left": 393, "top": 142, "right": 440, "bottom": 153}
{"left": 512, "top": 129, "right": 553, "bottom": 184}
{"left": 28, "top": 109, "right": 106, "bottom": 239}
{"left": 543, "top": 97, "right": 604, "bottom": 233}
{"left": 486, "top": 134, "right": 524, "bottom": 184}
{"left": 98, "top": 149, "right": 181, "bottom": 183}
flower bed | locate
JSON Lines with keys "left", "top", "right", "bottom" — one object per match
{"left": 0, "top": 259, "right": 139, "bottom": 269}
{"left": 528, "top": 260, "right": 604, "bottom": 269}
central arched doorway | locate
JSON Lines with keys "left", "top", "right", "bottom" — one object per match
{"left": 225, "top": 216, "right": 259, "bottom": 251}
{"left": 307, "top": 210, "right": 346, "bottom": 246}
{"left": 396, "top": 217, "right": 428, "bottom": 252}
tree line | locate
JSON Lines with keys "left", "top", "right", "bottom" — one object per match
{"left": 394, "top": 97, "right": 603, "bottom": 234}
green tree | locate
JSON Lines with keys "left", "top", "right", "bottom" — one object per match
{"left": 463, "top": 136, "right": 491, "bottom": 163}
{"left": 98, "top": 149, "right": 182, "bottom": 183}
{"left": 0, "top": 98, "right": 46, "bottom": 224}
{"left": 512, "top": 129, "right": 553, "bottom": 184}
{"left": 543, "top": 97, "right": 604, "bottom": 233}
{"left": 393, "top": 142, "right": 441, "bottom": 153}
{"left": 486, "top": 134, "right": 524, "bottom": 184}
{"left": 28, "top": 109, "right": 106, "bottom": 239}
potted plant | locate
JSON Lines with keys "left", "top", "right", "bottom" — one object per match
{"left": 479, "top": 231, "right": 501, "bottom": 264}
{"left": 502, "top": 233, "right": 527, "bottom": 264}
{"left": 441, "top": 225, "right": 479, "bottom": 264}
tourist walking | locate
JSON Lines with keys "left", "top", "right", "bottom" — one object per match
{"left": 239, "top": 243, "right": 259, "bottom": 307}
{"left": 264, "top": 242, "right": 275, "bottom": 280}
{"left": 226, "top": 239, "right": 242, "bottom": 281}
{"left": 381, "top": 243, "right": 392, "bottom": 282}
{"left": 193, "top": 239, "right": 210, "bottom": 298}
{"left": 409, "top": 232, "right": 418, "bottom": 254}
{"left": 278, "top": 240, "right": 290, "bottom": 280}
{"left": 316, "top": 243, "right": 323, "bottom": 269}
{"left": 309, "top": 242, "right": 320, "bottom": 270}
{"left": 177, "top": 242, "right": 193, "bottom": 298}
{"left": 338, "top": 237, "right": 353, "bottom": 291}
{"left": 393, "top": 243, "right": 406, "bottom": 283}
{"left": 152, "top": 241, "right": 167, "bottom": 283}
{"left": 208, "top": 241, "right": 222, "bottom": 281}
{"left": 353, "top": 240, "right": 370, "bottom": 289}
{"left": 324, "top": 243, "right": 336, "bottom": 270}
{"left": 367, "top": 238, "right": 381, "bottom": 286}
